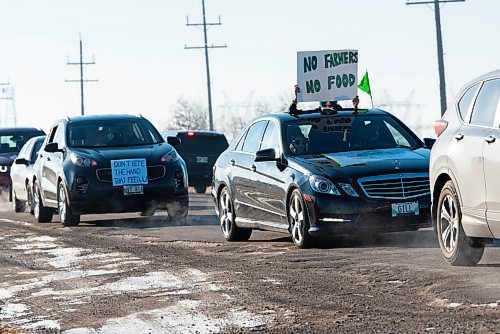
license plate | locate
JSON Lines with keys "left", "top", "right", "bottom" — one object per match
{"left": 391, "top": 201, "right": 419, "bottom": 217}
{"left": 196, "top": 156, "right": 209, "bottom": 164}
{"left": 123, "top": 185, "right": 144, "bottom": 195}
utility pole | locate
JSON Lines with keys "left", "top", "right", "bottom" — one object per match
{"left": 0, "top": 82, "right": 16, "bottom": 127}
{"left": 185, "top": 0, "right": 227, "bottom": 131}
{"left": 406, "top": 0, "right": 465, "bottom": 116}
{"left": 65, "top": 34, "right": 98, "bottom": 116}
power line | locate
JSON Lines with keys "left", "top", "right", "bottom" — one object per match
{"left": 406, "top": 0, "right": 465, "bottom": 116}
{"left": 65, "top": 34, "right": 98, "bottom": 116}
{"left": 185, "top": 0, "right": 227, "bottom": 131}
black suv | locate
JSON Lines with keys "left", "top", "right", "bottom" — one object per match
{"left": 212, "top": 108, "right": 432, "bottom": 248}
{"left": 32, "top": 114, "right": 189, "bottom": 226}
{"left": 0, "top": 127, "right": 46, "bottom": 200}
{"left": 163, "top": 130, "right": 228, "bottom": 193}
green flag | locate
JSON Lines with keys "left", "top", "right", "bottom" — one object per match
{"left": 358, "top": 71, "right": 371, "bottom": 96}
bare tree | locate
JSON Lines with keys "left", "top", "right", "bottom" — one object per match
{"left": 165, "top": 97, "right": 208, "bottom": 131}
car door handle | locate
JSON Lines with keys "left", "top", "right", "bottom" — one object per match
{"left": 485, "top": 135, "right": 496, "bottom": 143}
{"left": 46, "top": 157, "right": 51, "bottom": 161}
{"left": 251, "top": 164, "right": 256, "bottom": 172}
{"left": 230, "top": 159, "right": 235, "bottom": 166}
{"left": 454, "top": 133, "right": 464, "bottom": 140}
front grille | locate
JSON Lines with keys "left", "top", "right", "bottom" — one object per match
{"left": 96, "top": 165, "right": 166, "bottom": 183}
{"left": 358, "top": 173, "right": 430, "bottom": 200}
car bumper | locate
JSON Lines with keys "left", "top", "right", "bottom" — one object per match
{"left": 304, "top": 193, "right": 432, "bottom": 236}
{"left": 66, "top": 178, "right": 188, "bottom": 215}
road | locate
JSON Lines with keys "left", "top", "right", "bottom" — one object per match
{"left": 0, "top": 193, "right": 499, "bottom": 333}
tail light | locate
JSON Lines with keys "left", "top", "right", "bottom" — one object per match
{"left": 434, "top": 119, "right": 448, "bottom": 137}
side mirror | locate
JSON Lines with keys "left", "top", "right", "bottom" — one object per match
{"left": 255, "top": 148, "right": 277, "bottom": 162}
{"left": 14, "top": 158, "right": 29, "bottom": 166}
{"left": 167, "top": 136, "right": 181, "bottom": 146}
{"left": 44, "top": 142, "right": 63, "bottom": 153}
{"left": 424, "top": 138, "right": 436, "bottom": 149}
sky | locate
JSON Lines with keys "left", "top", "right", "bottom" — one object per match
{"left": 0, "top": 0, "right": 499, "bottom": 138}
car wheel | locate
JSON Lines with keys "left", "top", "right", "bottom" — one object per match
{"left": 289, "top": 189, "right": 315, "bottom": 248}
{"left": 33, "top": 183, "right": 53, "bottom": 223}
{"left": 436, "top": 181, "right": 484, "bottom": 266}
{"left": 166, "top": 201, "right": 189, "bottom": 221}
{"left": 219, "top": 187, "right": 252, "bottom": 241}
{"left": 58, "top": 183, "right": 80, "bottom": 226}
{"left": 13, "top": 191, "right": 26, "bottom": 213}
{"left": 26, "top": 184, "right": 35, "bottom": 214}
{"left": 195, "top": 186, "right": 207, "bottom": 194}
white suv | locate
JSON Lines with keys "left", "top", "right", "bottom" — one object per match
{"left": 430, "top": 69, "right": 500, "bottom": 266}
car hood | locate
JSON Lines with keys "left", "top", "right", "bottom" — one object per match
{"left": 72, "top": 143, "right": 174, "bottom": 165}
{"left": 290, "top": 148, "right": 430, "bottom": 181}
{"left": 0, "top": 153, "right": 16, "bottom": 166}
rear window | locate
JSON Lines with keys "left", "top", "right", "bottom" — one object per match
{"left": 0, "top": 130, "right": 45, "bottom": 154}
{"left": 175, "top": 133, "right": 228, "bottom": 155}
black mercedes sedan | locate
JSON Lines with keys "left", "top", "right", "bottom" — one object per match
{"left": 32, "top": 114, "right": 189, "bottom": 226}
{"left": 212, "top": 108, "right": 432, "bottom": 248}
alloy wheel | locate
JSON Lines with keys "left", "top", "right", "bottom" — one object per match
{"left": 220, "top": 190, "right": 232, "bottom": 238}
{"left": 58, "top": 185, "right": 67, "bottom": 223}
{"left": 33, "top": 184, "right": 40, "bottom": 218}
{"left": 290, "top": 194, "right": 305, "bottom": 245}
{"left": 440, "top": 194, "right": 459, "bottom": 253}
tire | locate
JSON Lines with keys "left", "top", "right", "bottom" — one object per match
{"left": 33, "top": 183, "right": 53, "bottom": 223}
{"left": 288, "top": 189, "right": 315, "bottom": 248}
{"left": 13, "top": 191, "right": 26, "bottom": 213}
{"left": 219, "top": 187, "right": 252, "bottom": 241}
{"left": 58, "top": 183, "right": 80, "bottom": 226}
{"left": 436, "top": 181, "right": 484, "bottom": 266}
{"left": 195, "top": 186, "right": 207, "bottom": 194}
{"left": 167, "top": 201, "right": 189, "bottom": 221}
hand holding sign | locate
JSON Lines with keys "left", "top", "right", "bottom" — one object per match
{"left": 297, "top": 49, "right": 358, "bottom": 103}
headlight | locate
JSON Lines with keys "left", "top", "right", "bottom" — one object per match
{"left": 70, "top": 153, "right": 98, "bottom": 167}
{"left": 0, "top": 165, "right": 8, "bottom": 173}
{"left": 161, "top": 149, "right": 179, "bottom": 163}
{"left": 309, "top": 175, "right": 340, "bottom": 195}
{"left": 338, "top": 183, "right": 359, "bottom": 197}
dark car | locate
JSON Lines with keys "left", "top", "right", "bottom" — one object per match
{"left": 10, "top": 135, "right": 46, "bottom": 213}
{"left": 32, "top": 114, "right": 189, "bottom": 226}
{"left": 162, "top": 130, "right": 229, "bottom": 193}
{"left": 0, "top": 127, "right": 46, "bottom": 200}
{"left": 212, "top": 108, "right": 432, "bottom": 248}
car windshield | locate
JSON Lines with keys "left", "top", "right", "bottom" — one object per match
{"left": 285, "top": 114, "right": 421, "bottom": 155}
{"left": 0, "top": 131, "right": 45, "bottom": 154}
{"left": 67, "top": 119, "right": 163, "bottom": 148}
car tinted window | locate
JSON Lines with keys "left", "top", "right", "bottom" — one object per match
{"left": 67, "top": 119, "right": 163, "bottom": 148}
{"left": 260, "top": 121, "right": 280, "bottom": 151}
{"left": 458, "top": 83, "right": 480, "bottom": 121}
{"left": 470, "top": 79, "right": 500, "bottom": 127}
{"left": 241, "top": 121, "right": 268, "bottom": 153}
{"left": 286, "top": 114, "right": 420, "bottom": 155}
{"left": 30, "top": 139, "right": 44, "bottom": 163}
{"left": 175, "top": 133, "right": 229, "bottom": 156}
{"left": 0, "top": 130, "right": 45, "bottom": 154}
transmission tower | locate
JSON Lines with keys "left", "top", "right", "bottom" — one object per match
{"left": 65, "top": 34, "right": 98, "bottom": 116}
{"left": 406, "top": 0, "right": 465, "bottom": 116}
{"left": 0, "top": 82, "right": 17, "bottom": 127}
{"left": 185, "top": 0, "right": 227, "bottom": 131}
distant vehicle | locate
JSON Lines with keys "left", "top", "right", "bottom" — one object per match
{"left": 162, "top": 130, "right": 229, "bottom": 193}
{"left": 212, "top": 108, "right": 433, "bottom": 248}
{"left": 32, "top": 114, "right": 189, "bottom": 226}
{"left": 0, "top": 127, "right": 46, "bottom": 201}
{"left": 10, "top": 135, "right": 46, "bottom": 213}
{"left": 430, "top": 69, "right": 500, "bottom": 266}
